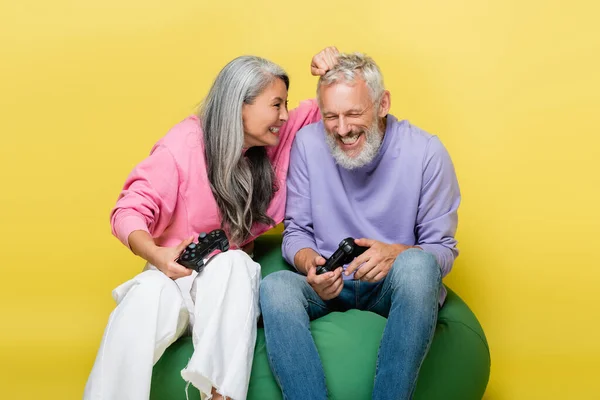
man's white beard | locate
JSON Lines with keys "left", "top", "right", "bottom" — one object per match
{"left": 325, "top": 119, "right": 384, "bottom": 170}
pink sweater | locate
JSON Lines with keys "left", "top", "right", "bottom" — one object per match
{"left": 110, "top": 99, "right": 321, "bottom": 250}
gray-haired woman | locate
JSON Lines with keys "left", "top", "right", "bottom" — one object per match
{"left": 84, "top": 47, "right": 340, "bottom": 400}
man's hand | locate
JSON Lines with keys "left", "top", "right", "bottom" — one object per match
{"left": 311, "top": 46, "right": 339, "bottom": 76}
{"left": 293, "top": 248, "right": 344, "bottom": 300}
{"left": 345, "top": 238, "right": 420, "bottom": 282}
{"left": 307, "top": 255, "right": 344, "bottom": 300}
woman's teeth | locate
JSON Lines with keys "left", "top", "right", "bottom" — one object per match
{"left": 269, "top": 127, "right": 280, "bottom": 133}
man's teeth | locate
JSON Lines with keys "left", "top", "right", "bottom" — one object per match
{"left": 269, "top": 127, "right": 280, "bottom": 133}
{"left": 340, "top": 135, "right": 360, "bottom": 144}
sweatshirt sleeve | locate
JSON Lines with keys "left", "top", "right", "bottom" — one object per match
{"left": 110, "top": 144, "right": 180, "bottom": 249}
{"left": 415, "top": 136, "right": 461, "bottom": 277}
{"left": 281, "top": 136, "right": 319, "bottom": 269}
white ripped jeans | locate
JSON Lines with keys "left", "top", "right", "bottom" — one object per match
{"left": 84, "top": 250, "right": 261, "bottom": 400}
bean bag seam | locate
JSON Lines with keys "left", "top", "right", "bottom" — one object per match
{"left": 438, "top": 317, "right": 490, "bottom": 355}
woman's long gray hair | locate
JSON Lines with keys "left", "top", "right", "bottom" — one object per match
{"left": 199, "top": 56, "right": 289, "bottom": 245}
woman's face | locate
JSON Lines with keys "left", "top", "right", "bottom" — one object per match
{"left": 242, "top": 78, "right": 289, "bottom": 148}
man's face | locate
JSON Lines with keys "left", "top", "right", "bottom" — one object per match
{"left": 319, "top": 79, "right": 384, "bottom": 169}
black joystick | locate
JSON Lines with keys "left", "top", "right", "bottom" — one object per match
{"left": 316, "top": 237, "right": 369, "bottom": 275}
{"left": 176, "top": 229, "right": 229, "bottom": 272}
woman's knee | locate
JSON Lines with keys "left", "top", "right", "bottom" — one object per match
{"left": 206, "top": 250, "right": 261, "bottom": 278}
{"left": 191, "top": 250, "right": 261, "bottom": 306}
{"left": 112, "top": 269, "right": 181, "bottom": 304}
{"left": 109, "top": 270, "right": 188, "bottom": 351}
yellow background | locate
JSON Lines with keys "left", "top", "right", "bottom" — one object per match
{"left": 1, "top": 0, "right": 598, "bottom": 398}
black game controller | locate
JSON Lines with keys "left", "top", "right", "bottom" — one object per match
{"left": 176, "top": 229, "right": 230, "bottom": 272}
{"left": 316, "top": 237, "right": 369, "bottom": 275}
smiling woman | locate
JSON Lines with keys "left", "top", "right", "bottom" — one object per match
{"left": 82, "top": 52, "right": 328, "bottom": 400}
{"left": 242, "top": 79, "right": 290, "bottom": 148}
{"left": 202, "top": 56, "right": 291, "bottom": 245}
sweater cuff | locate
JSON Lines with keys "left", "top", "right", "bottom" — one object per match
{"left": 417, "top": 243, "right": 452, "bottom": 278}
{"left": 114, "top": 215, "right": 150, "bottom": 249}
{"left": 283, "top": 237, "right": 319, "bottom": 271}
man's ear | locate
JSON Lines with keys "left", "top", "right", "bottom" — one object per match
{"left": 378, "top": 90, "right": 391, "bottom": 117}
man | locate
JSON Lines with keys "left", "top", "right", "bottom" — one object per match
{"left": 259, "top": 52, "right": 461, "bottom": 400}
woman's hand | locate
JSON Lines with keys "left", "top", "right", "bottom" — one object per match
{"left": 128, "top": 230, "right": 194, "bottom": 280}
{"left": 311, "top": 46, "right": 340, "bottom": 76}
{"left": 148, "top": 237, "right": 195, "bottom": 280}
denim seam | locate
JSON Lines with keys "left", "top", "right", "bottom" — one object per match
{"left": 365, "top": 285, "right": 391, "bottom": 312}
{"left": 266, "top": 352, "right": 287, "bottom": 400}
{"left": 306, "top": 298, "right": 329, "bottom": 312}
{"left": 408, "top": 314, "right": 437, "bottom": 398}
{"left": 371, "top": 288, "right": 439, "bottom": 399}
{"left": 409, "top": 301, "right": 438, "bottom": 398}
{"left": 407, "top": 271, "right": 442, "bottom": 398}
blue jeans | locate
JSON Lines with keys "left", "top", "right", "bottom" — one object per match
{"left": 259, "top": 249, "right": 441, "bottom": 400}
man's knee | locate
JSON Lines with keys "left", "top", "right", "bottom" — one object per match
{"left": 389, "top": 249, "right": 441, "bottom": 293}
{"left": 260, "top": 271, "right": 306, "bottom": 314}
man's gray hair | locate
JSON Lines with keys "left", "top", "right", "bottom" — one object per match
{"left": 200, "top": 56, "right": 289, "bottom": 245}
{"left": 317, "top": 52, "right": 385, "bottom": 103}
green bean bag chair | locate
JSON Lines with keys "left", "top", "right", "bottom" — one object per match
{"left": 151, "top": 235, "right": 490, "bottom": 399}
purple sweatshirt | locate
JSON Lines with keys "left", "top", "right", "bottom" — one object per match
{"left": 282, "top": 115, "right": 461, "bottom": 304}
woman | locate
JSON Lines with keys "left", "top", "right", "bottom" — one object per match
{"left": 84, "top": 47, "right": 340, "bottom": 400}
